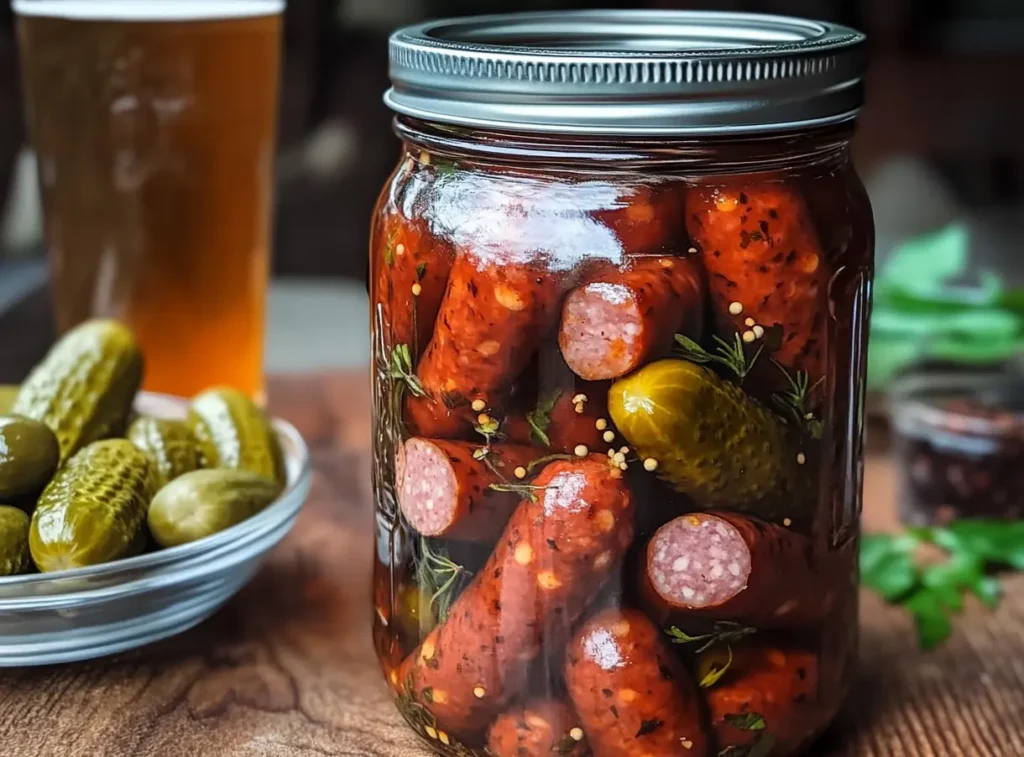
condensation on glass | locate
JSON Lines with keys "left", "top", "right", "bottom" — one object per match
{"left": 369, "top": 12, "right": 873, "bottom": 757}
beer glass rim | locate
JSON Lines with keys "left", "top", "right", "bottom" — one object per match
{"left": 11, "top": 0, "right": 285, "bottom": 21}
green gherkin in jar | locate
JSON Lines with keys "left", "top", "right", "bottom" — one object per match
{"left": 13, "top": 319, "right": 143, "bottom": 464}
{"left": 188, "top": 387, "right": 285, "bottom": 492}
{"left": 29, "top": 439, "right": 153, "bottom": 572}
{"left": 127, "top": 416, "right": 199, "bottom": 491}
{"left": 609, "top": 359, "right": 807, "bottom": 520}
{"left": 0, "top": 505, "right": 32, "bottom": 576}
{"left": 147, "top": 468, "right": 280, "bottom": 548}
{"left": 0, "top": 415, "right": 60, "bottom": 505}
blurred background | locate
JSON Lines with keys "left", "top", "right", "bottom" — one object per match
{"left": 1, "top": 0, "right": 1023, "bottom": 379}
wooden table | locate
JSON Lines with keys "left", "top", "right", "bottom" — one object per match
{"left": 1, "top": 371, "right": 1023, "bottom": 757}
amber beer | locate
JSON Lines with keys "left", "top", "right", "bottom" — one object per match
{"left": 15, "top": 1, "right": 283, "bottom": 399}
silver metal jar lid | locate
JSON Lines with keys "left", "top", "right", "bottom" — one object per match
{"left": 385, "top": 10, "right": 866, "bottom": 136}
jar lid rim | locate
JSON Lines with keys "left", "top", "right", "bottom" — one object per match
{"left": 385, "top": 10, "right": 866, "bottom": 136}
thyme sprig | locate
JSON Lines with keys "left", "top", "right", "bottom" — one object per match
{"left": 675, "top": 333, "right": 764, "bottom": 381}
{"left": 415, "top": 540, "right": 471, "bottom": 623}
{"left": 389, "top": 344, "right": 426, "bottom": 399}
{"left": 665, "top": 621, "right": 757, "bottom": 654}
{"left": 770, "top": 360, "right": 824, "bottom": 439}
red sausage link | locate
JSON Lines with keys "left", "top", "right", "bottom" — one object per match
{"left": 396, "top": 438, "right": 537, "bottom": 542}
{"left": 565, "top": 608, "right": 710, "bottom": 757}
{"left": 704, "top": 642, "right": 820, "bottom": 754}
{"left": 559, "top": 255, "right": 706, "bottom": 381}
{"left": 641, "top": 512, "right": 839, "bottom": 629}
{"left": 686, "top": 183, "right": 826, "bottom": 386}
{"left": 407, "top": 251, "right": 562, "bottom": 438}
{"left": 397, "top": 456, "right": 635, "bottom": 736}
{"left": 596, "top": 184, "right": 687, "bottom": 256}
{"left": 372, "top": 211, "right": 453, "bottom": 355}
{"left": 487, "top": 699, "right": 588, "bottom": 757}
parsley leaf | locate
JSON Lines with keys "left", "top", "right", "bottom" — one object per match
{"left": 860, "top": 520, "right": 1023, "bottom": 650}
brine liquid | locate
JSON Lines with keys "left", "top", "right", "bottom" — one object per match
{"left": 16, "top": 4, "right": 282, "bottom": 398}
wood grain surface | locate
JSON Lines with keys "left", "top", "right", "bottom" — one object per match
{"left": 1, "top": 372, "right": 1023, "bottom": 757}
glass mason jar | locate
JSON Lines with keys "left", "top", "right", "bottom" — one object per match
{"left": 370, "top": 12, "right": 872, "bottom": 757}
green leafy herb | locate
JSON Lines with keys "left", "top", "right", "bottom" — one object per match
{"left": 698, "top": 645, "right": 733, "bottom": 689}
{"left": 868, "top": 224, "right": 1024, "bottom": 389}
{"left": 770, "top": 361, "right": 824, "bottom": 438}
{"left": 416, "top": 262, "right": 427, "bottom": 280}
{"left": 415, "top": 540, "right": 471, "bottom": 623}
{"left": 724, "top": 712, "right": 766, "bottom": 731}
{"left": 666, "top": 621, "right": 757, "bottom": 654}
{"left": 675, "top": 333, "right": 764, "bottom": 381}
{"left": 860, "top": 522, "right": 1020, "bottom": 650}
{"left": 525, "top": 390, "right": 561, "bottom": 447}
{"left": 389, "top": 344, "right": 427, "bottom": 399}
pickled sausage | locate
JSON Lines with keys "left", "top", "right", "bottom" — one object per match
{"left": 396, "top": 438, "right": 537, "bottom": 542}
{"left": 407, "top": 251, "right": 562, "bottom": 438}
{"left": 564, "top": 608, "right": 709, "bottom": 757}
{"left": 487, "top": 699, "right": 588, "bottom": 757}
{"left": 596, "top": 184, "right": 687, "bottom": 256}
{"left": 704, "top": 642, "right": 820, "bottom": 754}
{"left": 686, "top": 183, "right": 826, "bottom": 388}
{"left": 559, "top": 255, "right": 706, "bottom": 381}
{"left": 372, "top": 211, "right": 453, "bottom": 354}
{"left": 397, "top": 456, "right": 635, "bottom": 736}
{"left": 641, "top": 512, "right": 838, "bottom": 629}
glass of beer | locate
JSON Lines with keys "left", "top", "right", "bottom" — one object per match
{"left": 14, "top": 0, "right": 283, "bottom": 399}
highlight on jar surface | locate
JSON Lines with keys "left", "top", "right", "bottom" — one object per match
{"left": 370, "top": 11, "right": 872, "bottom": 757}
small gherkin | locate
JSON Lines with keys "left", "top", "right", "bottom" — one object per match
{"left": 127, "top": 416, "right": 199, "bottom": 490}
{"left": 30, "top": 439, "right": 152, "bottom": 573}
{"left": 147, "top": 469, "right": 280, "bottom": 548}
{"left": 609, "top": 359, "right": 809, "bottom": 522}
{"left": 0, "top": 415, "right": 59, "bottom": 504}
{"left": 188, "top": 387, "right": 285, "bottom": 492}
{"left": 13, "top": 320, "right": 143, "bottom": 464}
{"left": 0, "top": 505, "right": 31, "bottom": 576}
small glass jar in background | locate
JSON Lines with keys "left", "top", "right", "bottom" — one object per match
{"left": 890, "top": 369, "right": 1024, "bottom": 526}
{"left": 370, "top": 11, "right": 872, "bottom": 757}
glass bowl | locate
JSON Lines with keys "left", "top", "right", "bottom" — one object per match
{"left": 0, "top": 392, "right": 312, "bottom": 666}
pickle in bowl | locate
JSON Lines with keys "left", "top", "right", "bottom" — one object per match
{"left": 0, "top": 505, "right": 32, "bottom": 576}
{"left": 0, "top": 415, "right": 60, "bottom": 505}
{"left": 13, "top": 319, "right": 143, "bottom": 464}
{"left": 29, "top": 439, "right": 152, "bottom": 573}
{"left": 188, "top": 387, "right": 285, "bottom": 490}
{"left": 147, "top": 469, "right": 280, "bottom": 548}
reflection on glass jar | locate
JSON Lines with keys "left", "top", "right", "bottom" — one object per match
{"left": 370, "top": 11, "right": 873, "bottom": 757}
